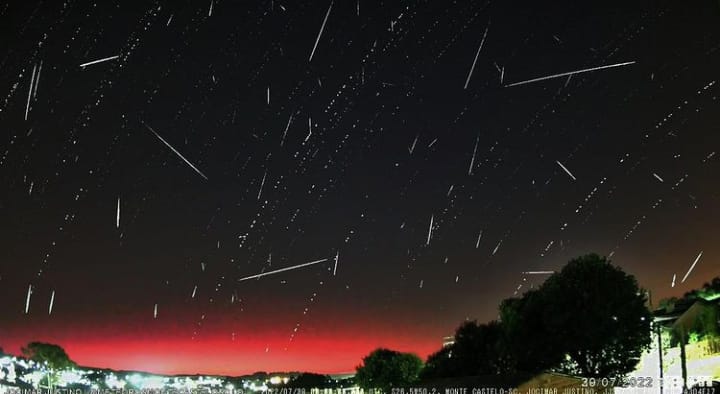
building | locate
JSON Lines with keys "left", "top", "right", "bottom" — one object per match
{"left": 622, "top": 295, "right": 720, "bottom": 393}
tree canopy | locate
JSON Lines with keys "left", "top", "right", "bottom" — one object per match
{"left": 356, "top": 348, "right": 423, "bottom": 392}
{"left": 21, "top": 342, "right": 76, "bottom": 391}
{"left": 421, "top": 320, "right": 510, "bottom": 379}
{"left": 21, "top": 342, "right": 76, "bottom": 371}
{"left": 682, "top": 276, "right": 720, "bottom": 301}
{"left": 420, "top": 253, "right": 652, "bottom": 380}
{"left": 499, "top": 289, "right": 566, "bottom": 374}
{"left": 530, "top": 254, "right": 652, "bottom": 377}
{"left": 420, "top": 346, "right": 456, "bottom": 379}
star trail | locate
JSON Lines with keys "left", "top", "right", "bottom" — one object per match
{"left": 1, "top": 0, "right": 720, "bottom": 376}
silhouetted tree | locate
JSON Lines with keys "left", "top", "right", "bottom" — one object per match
{"left": 682, "top": 276, "right": 720, "bottom": 301}
{"left": 286, "top": 373, "right": 330, "bottom": 389}
{"left": 538, "top": 254, "right": 652, "bottom": 378}
{"left": 419, "top": 346, "right": 456, "bottom": 379}
{"left": 455, "top": 321, "right": 504, "bottom": 374}
{"left": 500, "top": 289, "right": 567, "bottom": 374}
{"left": 250, "top": 372, "right": 268, "bottom": 378}
{"left": 420, "top": 253, "right": 652, "bottom": 379}
{"left": 21, "top": 342, "right": 76, "bottom": 390}
{"left": 356, "top": 348, "right": 423, "bottom": 392}
{"left": 421, "top": 319, "right": 517, "bottom": 379}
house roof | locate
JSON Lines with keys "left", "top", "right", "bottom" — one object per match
{"left": 672, "top": 299, "right": 718, "bottom": 333}
{"left": 653, "top": 298, "right": 719, "bottom": 329}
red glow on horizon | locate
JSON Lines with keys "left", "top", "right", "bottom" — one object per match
{"left": 2, "top": 321, "right": 441, "bottom": 376}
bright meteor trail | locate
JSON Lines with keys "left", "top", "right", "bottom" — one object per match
{"left": 79, "top": 55, "right": 120, "bottom": 68}
{"left": 238, "top": 258, "right": 330, "bottom": 282}
{"left": 142, "top": 121, "right": 208, "bottom": 180}
{"left": 505, "top": 61, "right": 636, "bottom": 87}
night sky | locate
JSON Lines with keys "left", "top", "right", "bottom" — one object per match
{"left": 1, "top": 0, "right": 720, "bottom": 376}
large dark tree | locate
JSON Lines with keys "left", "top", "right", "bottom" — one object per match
{"left": 21, "top": 342, "right": 76, "bottom": 390}
{"left": 421, "top": 253, "right": 651, "bottom": 379}
{"left": 355, "top": 348, "right": 423, "bottom": 392}
{"left": 420, "top": 320, "right": 509, "bottom": 379}
{"left": 452, "top": 320, "right": 507, "bottom": 374}
{"left": 21, "top": 342, "right": 75, "bottom": 370}
{"left": 499, "top": 290, "right": 566, "bottom": 374}
{"left": 538, "top": 254, "right": 652, "bottom": 378}
{"left": 419, "top": 346, "right": 457, "bottom": 379}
